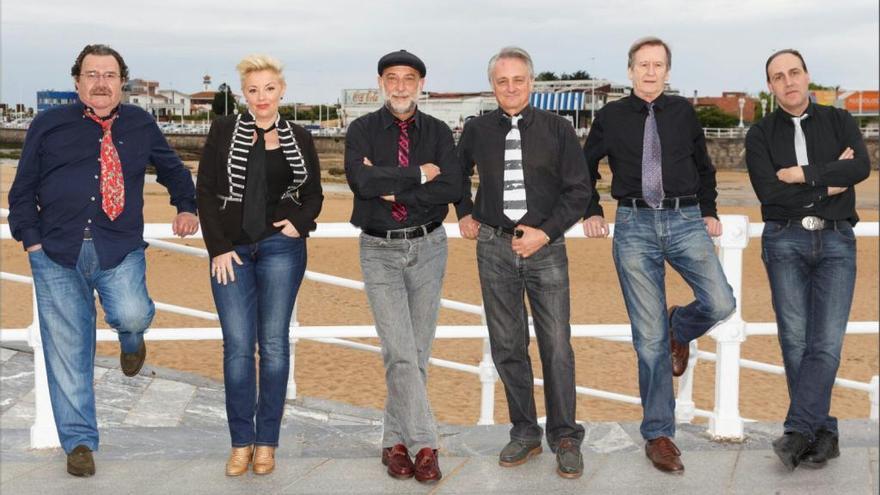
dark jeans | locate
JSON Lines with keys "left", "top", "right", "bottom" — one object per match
{"left": 612, "top": 205, "right": 735, "bottom": 440}
{"left": 476, "top": 224, "right": 585, "bottom": 450}
{"left": 210, "top": 232, "right": 307, "bottom": 447}
{"left": 762, "top": 220, "right": 856, "bottom": 441}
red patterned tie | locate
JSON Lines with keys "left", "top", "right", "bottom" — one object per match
{"left": 391, "top": 118, "right": 414, "bottom": 223}
{"left": 85, "top": 109, "right": 125, "bottom": 220}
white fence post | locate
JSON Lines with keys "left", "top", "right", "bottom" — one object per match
{"left": 287, "top": 300, "right": 299, "bottom": 400}
{"left": 708, "top": 215, "right": 749, "bottom": 441}
{"left": 477, "top": 307, "right": 496, "bottom": 425}
{"left": 28, "top": 287, "right": 60, "bottom": 449}
{"left": 870, "top": 376, "right": 879, "bottom": 420}
{"left": 675, "top": 339, "right": 697, "bottom": 423}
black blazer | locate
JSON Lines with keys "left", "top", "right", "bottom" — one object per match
{"left": 197, "top": 114, "right": 323, "bottom": 258}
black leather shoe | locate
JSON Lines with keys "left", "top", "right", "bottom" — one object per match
{"left": 499, "top": 439, "right": 543, "bottom": 467}
{"left": 67, "top": 445, "right": 95, "bottom": 477}
{"left": 772, "top": 431, "right": 811, "bottom": 471}
{"left": 555, "top": 438, "right": 583, "bottom": 479}
{"left": 801, "top": 429, "right": 840, "bottom": 469}
{"left": 121, "top": 341, "right": 146, "bottom": 377}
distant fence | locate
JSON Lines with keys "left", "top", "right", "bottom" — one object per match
{"left": 1, "top": 209, "right": 877, "bottom": 449}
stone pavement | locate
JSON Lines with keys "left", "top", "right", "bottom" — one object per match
{"left": 1, "top": 344, "right": 877, "bottom": 494}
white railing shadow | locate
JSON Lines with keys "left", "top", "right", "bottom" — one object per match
{"left": 1, "top": 211, "right": 878, "bottom": 448}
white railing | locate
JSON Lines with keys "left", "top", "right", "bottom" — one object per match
{"left": 1, "top": 211, "right": 878, "bottom": 448}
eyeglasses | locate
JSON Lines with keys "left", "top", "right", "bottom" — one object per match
{"left": 79, "top": 71, "right": 121, "bottom": 82}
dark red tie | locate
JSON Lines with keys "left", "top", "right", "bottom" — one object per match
{"left": 85, "top": 109, "right": 125, "bottom": 220}
{"left": 391, "top": 118, "right": 414, "bottom": 223}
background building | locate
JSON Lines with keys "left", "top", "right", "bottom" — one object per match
{"left": 36, "top": 90, "right": 78, "bottom": 112}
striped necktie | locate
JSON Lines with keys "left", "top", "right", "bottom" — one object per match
{"left": 792, "top": 114, "right": 810, "bottom": 166}
{"left": 641, "top": 102, "right": 664, "bottom": 208}
{"left": 502, "top": 114, "right": 527, "bottom": 222}
{"left": 391, "top": 118, "right": 414, "bottom": 223}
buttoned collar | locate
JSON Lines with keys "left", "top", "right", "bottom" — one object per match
{"left": 627, "top": 91, "right": 668, "bottom": 113}
{"left": 380, "top": 104, "right": 422, "bottom": 130}
{"left": 774, "top": 101, "right": 815, "bottom": 126}
{"left": 495, "top": 104, "right": 534, "bottom": 129}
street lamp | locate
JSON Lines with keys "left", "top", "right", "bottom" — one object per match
{"left": 737, "top": 97, "right": 745, "bottom": 128}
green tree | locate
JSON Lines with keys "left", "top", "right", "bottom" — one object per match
{"left": 561, "top": 70, "right": 591, "bottom": 80}
{"left": 808, "top": 82, "right": 838, "bottom": 91}
{"left": 212, "top": 83, "right": 236, "bottom": 116}
{"left": 696, "top": 106, "right": 739, "bottom": 128}
{"left": 535, "top": 71, "right": 558, "bottom": 81}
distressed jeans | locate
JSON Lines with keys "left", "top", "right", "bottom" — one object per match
{"left": 761, "top": 220, "right": 856, "bottom": 441}
{"left": 211, "top": 232, "right": 307, "bottom": 447}
{"left": 612, "top": 205, "right": 735, "bottom": 440}
{"left": 29, "top": 241, "right": 154, "bottom": 453}
{"left": 476, "top": 224, "right": 585, "bottom": 450}
{"left": 360, "top": 226, "right": 447, "bottom": 451}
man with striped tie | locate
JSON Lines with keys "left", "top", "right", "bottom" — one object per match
{"left": 582, "top": 37, "right": 735, "bottom": 474}
{"left": 456, "top": 46, "right": 590, "bottom": 479}
{"left": 344, "top": 49, "right": 460, "bottom": 484}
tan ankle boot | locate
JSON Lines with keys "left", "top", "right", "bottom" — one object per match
{"left": 225, "top": 445, "right": 254, "bottom": 476}
{"left": 253, "top": 446, "right": 276, "bottom": 475}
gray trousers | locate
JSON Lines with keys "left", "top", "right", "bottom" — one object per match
{"left": 359, "top": 226, "right": 447, "bottom": 451}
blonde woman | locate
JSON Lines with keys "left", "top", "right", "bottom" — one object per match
{"left": 197, "top": 55, "right": 323, "bottom": 476}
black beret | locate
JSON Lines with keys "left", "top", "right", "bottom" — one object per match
{"left": 377, "top": 50, "right": 426, "bottom": 78}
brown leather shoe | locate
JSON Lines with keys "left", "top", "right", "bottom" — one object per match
{"left": 669, "top": 306, "right": 689, "bottom": 377}
{"left": 381, "top": 444, "right": 414, "bottom": 479}
{"left": 66, "top": 445, "right": 95, "bottom": 477}
{"left": 252, "top": 445, "right": 275, "bottom": 475}
{"left": 645, "top": 437, "right": 684, "bottom": 474}
{"left": 121, "top": 341, "right": 146, "bottom": 377}
{"left": 225, "top": 445, "right": 253, "bottom": 476}
{"left": 414, "top": 447, "right": 442, "bottom": 483}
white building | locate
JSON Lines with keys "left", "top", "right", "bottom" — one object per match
{"left": 340, "top": 89, "right": 497, "bottom": 130}
{"left": 124, "top": 79, "right": 190, "bottom": 117}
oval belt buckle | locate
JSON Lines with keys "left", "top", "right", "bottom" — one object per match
{"left": 801, "top": 216, "right": 824, "bottom": 231}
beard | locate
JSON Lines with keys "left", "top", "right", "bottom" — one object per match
{"left": 383, "top": 92, "right": 417, "bottom": 116}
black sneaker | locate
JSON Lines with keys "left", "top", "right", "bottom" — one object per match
{"left": 800, "top": 429, "right": 840, "bottom": 469}
{"left": 772, "top": 431, "right": 811, "bottom": 471}
{"left": 67, "top": 445, "right": 95, "bottom": 477}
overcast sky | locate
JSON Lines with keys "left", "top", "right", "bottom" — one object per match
{"left": 2, "top": 1, "right": 878, "bottom": 107}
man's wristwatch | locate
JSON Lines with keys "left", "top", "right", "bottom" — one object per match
{"left": 420, "top": 171, "right": 427, "bottom": 184}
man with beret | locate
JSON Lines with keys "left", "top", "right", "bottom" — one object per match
{"left": 344, "top": 49, "right": 460, "bottom": 483}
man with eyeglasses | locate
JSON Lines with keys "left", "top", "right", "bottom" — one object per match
{"left": 746, "top": 49, "right": 870, "bottom": 471}
{"left": 7, "top": 44, "right": 198, "bottom": 477}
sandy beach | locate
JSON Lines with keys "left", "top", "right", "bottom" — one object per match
{"left": 1, "top": 163, "right": 877, "bottom": 426}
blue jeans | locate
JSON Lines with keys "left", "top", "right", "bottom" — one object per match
{"left": 761, "top": 220, "right": 856, "bottom": 441}
{"left": 476, "top": 224, "right": 585, "bottom": 450}
{"left": 612, "top": 205, "right": 735, "bottom": 440}
{"left": 359, "top": 227, "right": 446, "bottom": 452}
{"left": 28, "top": 241, "right": 154, "bottom": 453}
{"left": 210, "top": 232, "right": 307, "bottom": 447}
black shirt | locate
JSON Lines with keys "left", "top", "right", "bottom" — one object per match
{"left": 454, "top": 105, "right": 590, "bottom": 241}
{"left": 583, "top": 92, "right": 718, "bottom": 218}
{"left": 234, "top": 147, "right": 292, "bottom": 244}
{"left": 745, "top": 102, "right": 870, "bottom": 224}
{"left": 345, "top": 106, "right": 461, "bottom": 231}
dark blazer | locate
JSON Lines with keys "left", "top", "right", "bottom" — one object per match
{"left": 197, "top": 114, "right": 323, "bottom": 258}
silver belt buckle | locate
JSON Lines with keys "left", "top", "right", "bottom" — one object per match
{"left": 801, "top": 216, "right": 825, "bottom": 231}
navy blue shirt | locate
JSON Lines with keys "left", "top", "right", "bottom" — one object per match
{"left": 8, "top": 102, "right": 197, "bottom": 269}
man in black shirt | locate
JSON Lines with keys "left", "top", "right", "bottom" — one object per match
{"left": 456, "top": 46, "right": 589, "bottom": 479}
{"left": 582, "top": 36, "right": 735, "bottom": 474}
{"left": 746, "top": 49, "right": 870, "bottom": 471}
{"left": 344, "top": 50, "right": 459, "bottom": 484}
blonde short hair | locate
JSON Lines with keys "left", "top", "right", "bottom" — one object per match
{"left": 236, "top": 54, "right": 285, "bottom": 86}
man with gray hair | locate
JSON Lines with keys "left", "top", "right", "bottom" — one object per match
{"left": 582, "top": 36, "right": 735, "bottom": 473}
{"left": 456, "top": 46, "right": 590, "bottom": 479}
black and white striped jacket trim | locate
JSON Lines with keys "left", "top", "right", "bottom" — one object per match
{"left": 217, "top": 112, "right": 309, "bottom": 207}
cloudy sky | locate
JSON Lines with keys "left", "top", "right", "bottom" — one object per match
{"left": 2, "top": 1, "right": 877, "bottom": 107}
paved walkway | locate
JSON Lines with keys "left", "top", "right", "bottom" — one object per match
{"left": 1, "top": 344, "right": 877, "bottom": 494}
